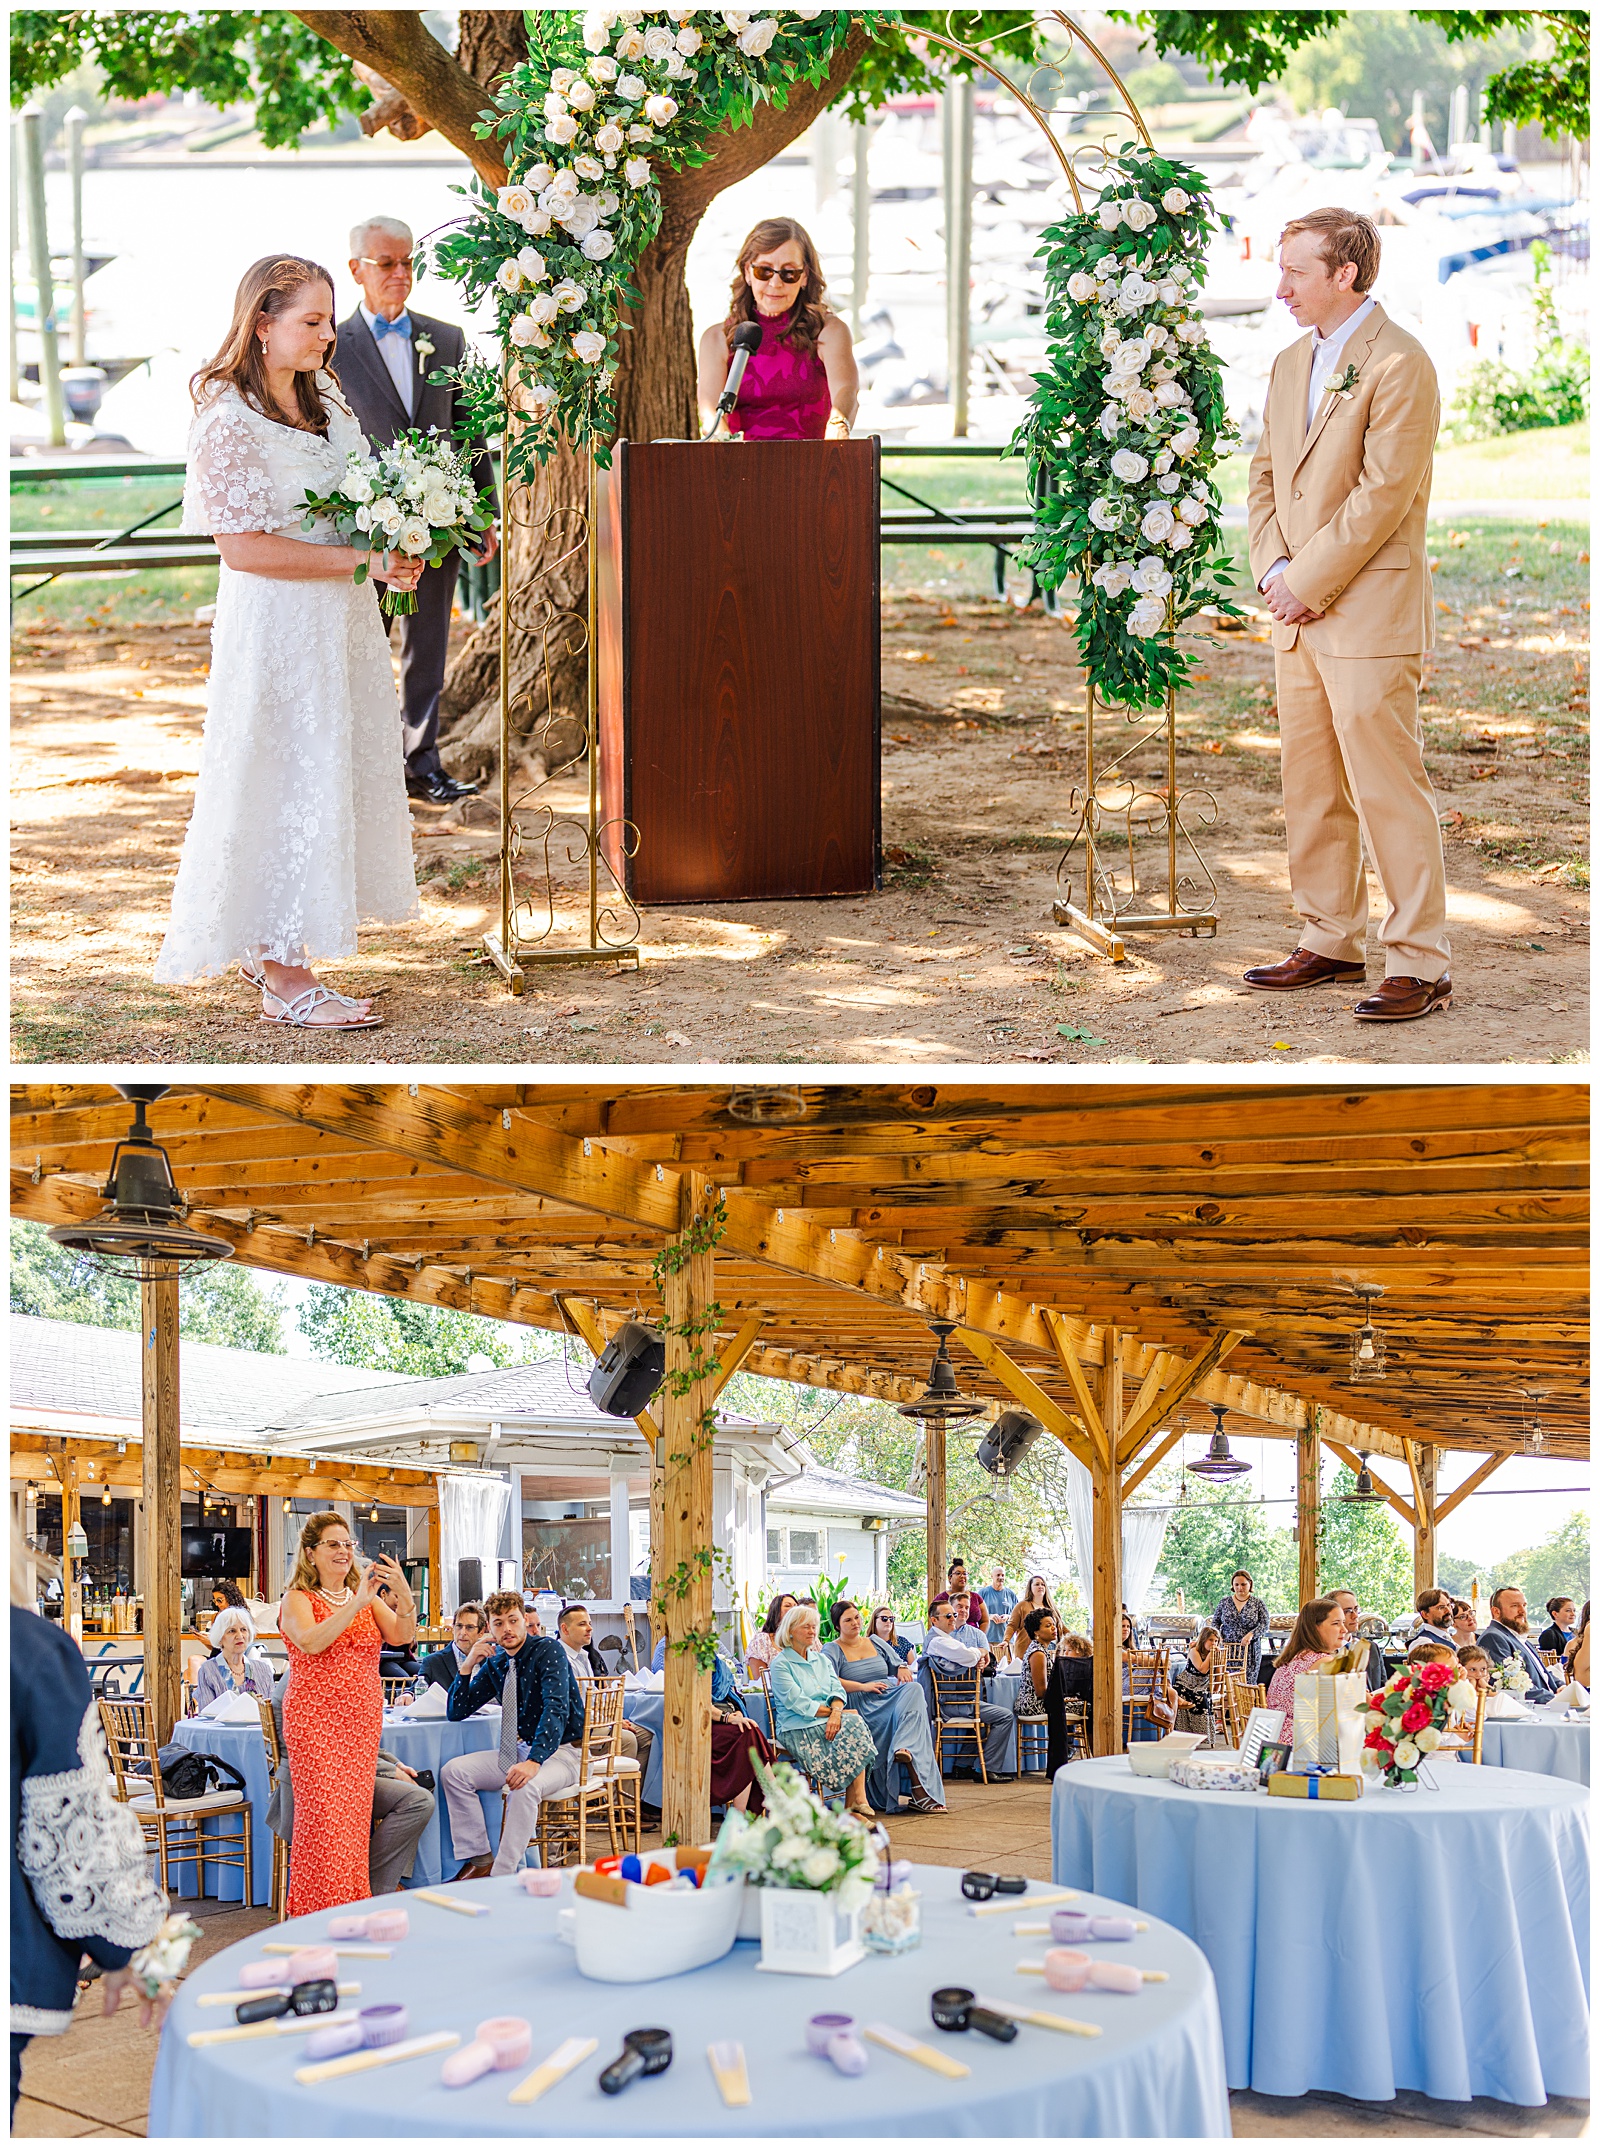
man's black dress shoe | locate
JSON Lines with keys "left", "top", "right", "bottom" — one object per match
{"left": 406, "top": 773, "right": 480, "bottom": 805}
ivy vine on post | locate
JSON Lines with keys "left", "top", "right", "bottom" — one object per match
{"left": 650, "top": 1193, "right": 732, "bottom": 1672}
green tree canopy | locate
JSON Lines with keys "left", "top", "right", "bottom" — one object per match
{"left": 295, "top": 1281, "right": 555, "bottom": 1378}
{"left": 9, "top": 1218, "right": 286, "bottom": 1352}
{"left": 1488, "top": 1510, "right": 1590, "bottom": 1611}
{"left": 1316, "top": 1465, "right": 1415, "bottom": 1612}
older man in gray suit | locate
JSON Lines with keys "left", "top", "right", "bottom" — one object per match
{"left": 266, "top": 1683, "right": 434, "bottom": 1896}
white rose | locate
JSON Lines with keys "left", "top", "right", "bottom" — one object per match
{"left": 543, "top": 168, "right": 579, "bottom": 203}
{"left": 594, "top": 188, "right": 620, "bottom": 215}
{"left": 558, "top": 197, "right": 602, "bottom": 238}
{"left": 584, "top": 18, "right": 614, "bottom": 54}
{"left": 616, "top": 72, "right": 647, "bottom": 100}
{"left": 1109, "top": 448, "right": 1148, "bottom": 482}
{"left": 739, "top": 18, "right": 779, "bottom": 55}
{"left": 1065, "top": 271, "right": 1097, "bottom": 304}
{"left": 801, "top": 1845, "right": 840, "bottom": 1885}
{"left": 1092, "top": 561, "right": 1132, "bottom": 596}
{"left": 1140, "top": 501, "right": 1176, "bottom": 543}
{"left": 1104, "top": 374, "right": 1133, "bottom": 404}
{"left": 676, "top": 24, "right": 702, "bottom": 53}
{"left": 573, "top": 152, "right": 605, "bottom": 181}
{"left": 571, "top": 329, "right": 608, "bottom": 364}
{"left": 1130, "top": 555, "right": 1171, "bottom": 596}
{"left": 643, "top": 93, "right": 679, "bottom": 124}
{"left": 1154, "top": 381, "right": 1186, "bottom": 408}
{"left": 1097, "top": 199, "right": 1123, "bottom": 231}
{"left": 1178, "top": 495, "right": 1208, "bottom": 525}
{"left": 1447, "top": 1681, "right": 1476, "bottom": 1714}
{"left": 1162, "top": 187, "right": 1191, "bottom": 214}
{"left": 352, "top": 504, "right": 372, "bottom": 531}
{"left": 628, "top": 122, "right": 655, "bottom": 141}
{"left": 517, "top": 245, "right": 548, "bottom": 284}
{"left": 495, "top": 257, "right": 524, "bottom": 292}
{"left": 1153, "top": 449, "right": 1174, "bottom": 473}
{"left": 1415, "top": 1726, "right": 1442, "bottom": 1753}
{"left": 771, "top": 1836, "right": 806, "bottom": 1868}
{"left": 1166, "top": 522, "right": 1193, "bottom": 550}
{"left": 520, "top": 207, "right": 553, "bottom": 237}
{"left": 1157, "top": 472, "right": 1181, "bottom": 494}
{"left": 1087, "top": 497, "right": 1122, "bottom": 531}
{"left": 624, "top": 155, "right": 652, "bottom": 188}
{"left": 1117, "top": 273, "right": 1156, "bottom": 314}
{"left": 1393, "top": 1740, "right": 1420, "bottom": 1770}
{"left": 1170, "top": 424, "right": 1200, "bottom": 458}
{"left": 508, "top": 311, "right": 541, "bottom": 346}
{"left": 1110, "top": 334, "right": 1152, "bottom": 375}
{"left": 340, "top": 467, "right": 374, "bottom": 503}
{"left": 1127, "top": 593, "right": 1167, "bottom": 637}
{"left": 1157, "top": 279, "right": 1181, "bottom": 305}
{"left": 1123, "top": 198, "right": 1157, "bottom": 231}
{"left": 567, "top": 77, "right": 598, "bottom": 111}
{"left": 544, "top": 113, "right": 579, "bottom": 145}
{"left": 375, "top": 499, "right": 403, "bottom": 534}
{"left": 527, "top": 381, "right": 560, "bottom": 412}
{"left": 722, "top": 8, "right": 753, "bottom": 27}
{"left": 1099, "top": 328, "right": 1123, "bottom": 359}
{"left": 616, "top": 26, "right": 647, "bottom": 59}
{"left": 525, "top": 161, "right": 555, "bottom": 189}
{"left": 1176, "top": 319, "right": 1205, "bottom": 344}
{"left": 595, "top": 121, "right": 626, "bottom": 154}
{"left": 588, "top": 56, "right": 619, "bottom": 82}
{"left": 552, "top": 278, "right": 586, "bottom": 313}
{"left": 1097, "top": 404, "right": 1122, "bottom": 439}
{"left": 544, "top": 90, "right": 570, "bottom": 121}
{"left": 1124, "top": 385, "right": 1157, "bottom": 420}
{"left": 582, "top": 228, "right": 616, "bottom": 260}
{"left": 643, "top": 23, "right": 675, "bottom": 58}
{"left": 662, "top": 47, "right": 690, "bottom": 76}
{"left": 497, "top": 183, "right": 535, "bottom": 221}
{"left": 527, "top": 290, "right": 560, "bottom": 326}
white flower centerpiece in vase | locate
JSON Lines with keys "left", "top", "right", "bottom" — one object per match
{"left": 709, "top": 1758, "right": 880, "bottom": 1977}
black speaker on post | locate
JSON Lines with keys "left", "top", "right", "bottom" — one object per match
{"left": 588, "top": 1321, "right": 665, "bottom": 1418}
{"left": 457, "top": 1556, "right": 483, "bottom": 1605}
{"left": 977, "top": 1407, "right": 1044, "bottom": 1478}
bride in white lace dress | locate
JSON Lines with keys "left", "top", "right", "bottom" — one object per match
{"left": 154, "top": 254, "right": 421, "bottom": 1028}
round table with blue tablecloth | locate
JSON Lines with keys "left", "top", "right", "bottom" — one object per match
{"left": 1479, "top": 1713, "right": 1590, "bottom": 1786}
{"left": 147, "top": 1861, "right": 1230, "bottom": 2138}
{"left": 1052, "top": 1753, "right": 1590, "bottom": 2107}
{"left": 169, "top": 1710, "right": 505, "bottom": 1904}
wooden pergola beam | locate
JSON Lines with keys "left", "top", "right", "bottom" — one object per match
{"left": 1121, "top": 1422, "right": 1186, "bottom": 1501}
{"left": 1116, "top": 1331, "right": 1248, "bottom": 1466}
{"left": 955, "top": 1328, "right": 1098, "bottom": 1471}
{"left": 1092, "top": 1329, "right": 1124, "bottom": 1756}
{"left": 1433, "top": 1452, "right": 1507, "bottom": 1527}
{"left": 1038, "top": 1308, "right": 1108, "bottom": 1469}
{"left": 1324, "top": 1441, "right": 1416, "bottom": 1529}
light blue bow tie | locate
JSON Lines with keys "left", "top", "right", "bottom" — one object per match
{"left": 372, "top": 312, "right": 412, "bottom": 342}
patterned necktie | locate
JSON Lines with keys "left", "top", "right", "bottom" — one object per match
{"left": 498, "top": 1651, "right": 519, "bottom": 1771}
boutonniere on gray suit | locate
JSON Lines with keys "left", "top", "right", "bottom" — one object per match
{"left": 414, "top": 332, "right": 435, "bottom": 383}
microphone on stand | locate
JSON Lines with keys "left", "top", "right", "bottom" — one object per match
{"left": 705, "top": 320, "right": 762, "bottom": 438}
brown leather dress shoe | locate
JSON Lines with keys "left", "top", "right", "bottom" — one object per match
{"left": 1352, "top": 974, "right": 1452, "bottom": 1021}
{"left": 1242, "top": 948, "right": 1366, "bottom": 991}
{"left": 450, "top": 1854, "right": 494, "bottom": 1882}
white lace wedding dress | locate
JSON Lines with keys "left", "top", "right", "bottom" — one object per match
{"left": 153, "top": 376, "right": 419, "bottom": 982}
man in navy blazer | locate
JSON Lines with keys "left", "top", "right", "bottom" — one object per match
{"left": 1479, "top": 1586, "right": 1562, "bottom": 1700}
{"left": 417, "top": 1600, "right": 487, "bottom": 1690}
{"left": 338, "top": 214, "right": 497, "bottom": 806}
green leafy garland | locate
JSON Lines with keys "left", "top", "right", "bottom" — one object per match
{"left": 1014, "top": 141, "right": 1242, "bottom": 711}
{"left": 431, "top": 6, "right": 886, "bottom": 482}
{"left": 650, "top": 1194, "right": 733, "bottom": 1673}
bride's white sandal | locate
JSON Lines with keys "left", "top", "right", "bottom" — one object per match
{"left": 240, "top": 956, "right": 383, "bottom": 1030}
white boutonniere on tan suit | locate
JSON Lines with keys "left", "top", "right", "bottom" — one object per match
{"left": 1325, "top": 362, "right": 1360, "bottom": 403}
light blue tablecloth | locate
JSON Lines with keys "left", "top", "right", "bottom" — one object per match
{"left": 1480, "top": 1715, "right": 1591, "bottom": 1786}
{"left": 170, "top": 1711, "right": 503, "bottom": 1901}
{"left": 148, "top": 1861, "right": 1230, "bottom": 2137}
{"left": 1052, "top": 1755, "right": 1590, "bottom": 2105}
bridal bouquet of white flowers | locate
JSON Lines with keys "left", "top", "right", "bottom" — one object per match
{"left": 300, "top": 427, "right": 492, "bottom": 616}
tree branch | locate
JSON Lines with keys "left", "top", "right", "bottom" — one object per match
{"left": 290, "top": 9, "right": 508, "bottom": 182}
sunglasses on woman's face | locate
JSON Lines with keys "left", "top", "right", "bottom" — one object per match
{"left": 752, "top": 264, "right": 804, "bottom": 284}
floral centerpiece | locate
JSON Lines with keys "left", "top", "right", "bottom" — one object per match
{"left": 709, "top": 1756, "right": 880, "bottom": 1975}
{"left": 1358, "top": 1661, "right": 1478, "bottom": 1787}
{"left": 1490, "top": 1658, "right": 1534, "bottom": 1697}
{"left": 300, "top": 428, "right": 492, "bottom": 614}
{"left": 1015, "top": 142, "right": 1242, "bottom": 709}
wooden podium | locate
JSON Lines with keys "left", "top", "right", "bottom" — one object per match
{"left": 597, "top": 439, "right": 880, "bottom": 904}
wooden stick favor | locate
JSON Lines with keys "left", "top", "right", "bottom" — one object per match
{"left": 187, "top": 2011, "right": 360, "bottom": 2049}
{"left": 1012, "top": 1918, "right": 1147, "bottom": 1936}
{"left": 863, "top": 2024, "right": 970, "bottom": 2078}
{"left": 197, "top": 1983, "right": 361, "bottom": 2007}
{"left": 973, "top": 1995, "right": 1101, "bottom": 2040}
{"left": 508, "top": 2035, "right": 598, "bottom": 2106}
{"left": 295, "top": 2030, "right": 460, "bottom": 2085}
{"left": 708, "top": 2041, "right": 752, "bottom": 2108}
{"left": 967, "top": 1888, "right": 1078, "bottom": 1918}
{"left": 1018, "top": 1961, "right": 1168, "bottom": 1983}
{"left": 260, "top": 1942, "right": 391, "bottom": 1958}
{"left": 411, "top": 1887, "right": 491, "bottom": 1918}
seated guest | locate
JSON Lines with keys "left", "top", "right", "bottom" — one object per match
{"left": 923, "top": 1597, "right": 1015, "bottom": 1780}
{"left": 947, "top": 1586, "right": 985, "bottom": 1634}
{"left": 1057, "top": 1630, "right": 1094, "bottom": 1702}
{"left": 194, "top": 1608, "right": 275, "bottom": 1709}
{"left": 824, "top": 1599, "right": 944, "bottom": 1814}
{"left": 1265, "top": 1597, "right": 1345, "bottom": 1714}
{"left": 944, "top": 1560, "right": 988, "bottom": 1629}
{"left": 868, "top": 1605, "right": 915, "bottom": 1665}
{"left": 1456, "top": 1644, "right": 1491, "bottom": 1693}
{"left": 1411, "top": 1587, "right": 1455, "bottom": 1649}
{"left": 1327, "top": 1587, "right": 1389, "bottom": 1691}
{"left": 1479, "top": 1586, "right": 1561, "bottom": 1701}
{"left": 1169, "top": 1624, "right": 1220, "bottom": 1737}
{"left": 1566, "top": 1602, "right": 1590, "bottom": 1685}
{"left": 1449, "top": 1598, "right": 1478, "bottom": 1652}
{"left": 768, "top": 1602, "right": 876, "bottom": 1818}
{"left": 1406, "top": 1640, "right": 1459, "bottom": 1667}
{"left": 1539, "top": 1597, "right": 1578, "bottom": 1658}
{"left": 265, "top": 1685, "right": 436, "bottom": 1897}
{"left": 418, "top": 1602, "right": 486, "bottom": 1691}
{"left": 708, "top": 1656, "right": 777, "bottom": 1816}
{"left": 1020, "top": 1606, "right": 1077, "bottom": 1779}
{"left": 443, "top": 1589, "right": 587, "bottom": 1879}
{"left": 556, "top": 1602, "right": 655, "bottom": 1791}
{"left": 745, "top": 1593, "right": 798, "bottom": 1683}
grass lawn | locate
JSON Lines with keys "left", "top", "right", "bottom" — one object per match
{"left": 1212, "top": 420, "right": 1590, "bottom": 506}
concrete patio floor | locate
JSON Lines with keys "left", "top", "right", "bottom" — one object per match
{"left": 14, "top": 1773, "right": 1588, "bottom": 2138}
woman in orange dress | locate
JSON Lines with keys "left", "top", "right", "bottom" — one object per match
{"left": 278, "top": 1512, "right": 417, "bottom": 1916}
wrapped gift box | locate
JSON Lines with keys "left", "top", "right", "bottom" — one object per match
{"left": 1267, "top": 1770, "right": 1363, "bottom": 1800}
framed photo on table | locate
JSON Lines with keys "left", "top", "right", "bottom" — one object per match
{"left": 1239, "top": 1707, "right": 1286, "bottom": 1769}
{"left": 1256, "top": 1740, "right": 1292, "bottom": 1780}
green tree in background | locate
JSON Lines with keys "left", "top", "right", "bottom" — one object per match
{"left": 1316, "top": 1466, "right": 1415, "bottom": 1612}
{"left": 1278, "top": 12, "right": 1555, "bottom": 154}
{"left": 1153, "top": 1478, "right": 1300, "bottom": 1618}
{"left": 1489, "top": 1510, "right": 1590, "bottom": 1610}
{"left": 296, "top": 1282, "right": 555, "bottom": 1378}
{"left": 9, "top": 1218, "right": 286, "bottom": 1352}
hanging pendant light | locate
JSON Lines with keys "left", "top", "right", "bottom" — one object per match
{"left": 897, "top": 1320, "right": 984, "bottom": 1424}
{"left": 1348, "top": 1284, "right": 1387, "bottom": 1380}
{"left": 1519, "top": 1391, "right": 1548, "bottom": 1456}
{"left": 726, "top": 1085, "right": 807, "bottom": 1125}
{"left": 47, "top": 1086, "right": 233, "bottom": 1279}
{"left": 1342, "top": 1452, "right": 1382, "bottom": 1502}
{"left": 1184, "top": 1403, "right": 1251, "bottom": 1482}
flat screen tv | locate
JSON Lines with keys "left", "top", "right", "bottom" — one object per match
{"left": 179, "top": 1526, "right": 254, "bottom": 1579}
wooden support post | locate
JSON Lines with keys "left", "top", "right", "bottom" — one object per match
{"left": 141, "top": 1274, "right": 182, "bottom": 1745}
{"left": 1092, "top": 1327, "right": 1124, "bottom": 1756}
{"left": 657, "top": 1172, "right": 716, "bottom": 1850}
{"left": 427, "top": 1495, "right": 442, "bottom": 1631}
{"left": 1409, "top": 1441, "right": 1438, "bottom": 1598}
{"left": 924, "top": 1422, "right": 947, "bottom": 1614}
{"left": 1297, "top": 1420, "right": 1320, "bottom": 1604}
{"left": 60, "top": 1452, "right": 82, "bottom": 1643}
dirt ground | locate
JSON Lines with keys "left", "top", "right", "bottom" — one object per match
{"left": 10, "top": 523, "right": 1588, "bottom": 1066}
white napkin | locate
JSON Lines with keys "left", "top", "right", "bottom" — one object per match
{"left": 624, "top": 1666, "right": 664, "bottom": 1692}
{"left": 397, "top": 1682, "right": 449, "bottom": 1719}
{"left": 1552, "top": 1681, "right": 1590, "bottom": 1712}
{"left": 201, "top": 1691, "right": 263, "bottom": 1724}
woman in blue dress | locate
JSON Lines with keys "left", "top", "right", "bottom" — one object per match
{"left": 768, "top": 1603, "right": 876, "bottom": 1816}
{"left": 825, "top": 1601, "right": 945, "bottom": 1814}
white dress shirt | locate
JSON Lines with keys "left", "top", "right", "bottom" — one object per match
{"left": 924, "top": 1624, "right": 986, "bottom": 1671}
{"left": 361, "top": 302, "right": 415, "bottom": 418}
{"left": 1261, "top": 294, "right": 1379, "bottom": 593}
{"left": 561, "top": 1639, "right": 593, "bottom": 1686}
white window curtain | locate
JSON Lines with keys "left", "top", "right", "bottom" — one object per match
{"left": 439, "top": 1473, "right": 512, "bottom": 1617}
{"left": 1063, "top": 1451, "right": 1171, "bottom": 1625}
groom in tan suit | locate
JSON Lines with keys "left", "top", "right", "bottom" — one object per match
{"left": 1245, "top": 207, "right": 1451, "bottom": 1021}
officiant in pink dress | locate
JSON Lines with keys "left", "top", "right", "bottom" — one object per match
{"left": 695, "top": 217, "right": 859, "bottom": 441}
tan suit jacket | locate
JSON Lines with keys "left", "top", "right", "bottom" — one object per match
{"left": 1247, "top": 304, "right": 1439, "bottom": 658}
